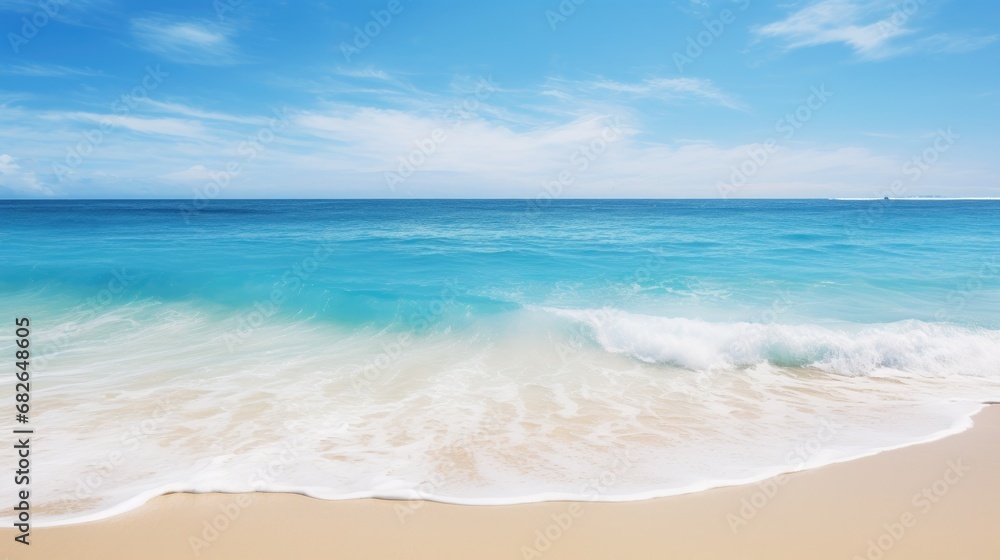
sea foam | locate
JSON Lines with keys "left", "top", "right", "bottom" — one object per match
{"left": 548, "top": 307, "right": 1000, "bottom": 377}
{"left": 5, "top": 303, "right": 999, "bottom": 527}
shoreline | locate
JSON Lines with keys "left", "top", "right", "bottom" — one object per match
{"left": 25, "top": 401, "right": 988, "bottom": 528}
{"left": 5, "top": 404, "right": 999, "bottom": 558}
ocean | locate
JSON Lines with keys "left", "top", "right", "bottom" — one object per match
{"left": 1, "top": 199, "right": 999, "bottom": 525}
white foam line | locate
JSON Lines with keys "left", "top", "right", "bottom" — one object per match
{"left": 33, "top": 401, "right": 989, "bottom": 528}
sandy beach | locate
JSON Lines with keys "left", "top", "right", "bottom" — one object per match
{"left": 6, "top": 0, "right": 1000, "bottom": 555}
{"left": 3, "top": 404, "right": 996, "bottom": 559}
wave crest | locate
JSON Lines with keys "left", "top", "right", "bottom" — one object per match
{"left": 548, "top": 308, "right": 1000, "bottom": 377}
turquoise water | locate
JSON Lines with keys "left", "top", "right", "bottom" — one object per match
{"left": 3, "top": 199, "right": 999, "bottom": 328}
{"left": 1, "top": 199, "right": 999, "bottom": 524}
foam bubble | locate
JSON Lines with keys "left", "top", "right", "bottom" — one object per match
{"left": 4, "top": 303, "right": 999, "bottom": 527}
{"left": 548, "top": 307, "right": 1000, "bottom": 377}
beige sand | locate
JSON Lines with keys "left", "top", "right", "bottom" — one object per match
{"left": 4, "top": 405, "right": 999, "bottom": 559}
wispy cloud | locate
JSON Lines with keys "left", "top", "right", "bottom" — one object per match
{"left": 140, "top": 100, "right": 263, "bottom": 125}
{"left": 546, "top": 76, "right": 745, "bottom": 110}
{"left": 861, "top": 131, "right": 901, "bottom": 139}
{"left": 262, "top": 101, "right": 919, "bottom": 199}
{"left": 0, "top": 94, "right": 988, "bottom": 198}
{"left": 0, "top": 63, "right": 101, "bottom": 77}
{"left": 333, "top": 67, "right": 392, "bottom": 81}
{"left": 131, "top": 15, "right": 239, "bottom": 65}
{"left": 919, "top": 33, "right": 999, "bottom": 54}
{"left": 41, "top": 111, "right": 207, "bottom": 138}
{"left": 0, "top": 0, "right": 124, "bottom": 30}
{"left": 0, "top": 62, "right": 994, "bottom": 198}
{"left": 754, "top": 0, "right": 910, "bottom": 60}
{"left": 754, "top": 0, "right": 996, "bottom": 60}
{"left": 592, "top": 77, "right": 745, "bottom": 110}
{"left": 157, "top": 165, "right": 215, "bottom": 182}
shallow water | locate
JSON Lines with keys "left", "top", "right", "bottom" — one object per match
{"left": 1, "top": 199, "right": 998, "bottom": 524}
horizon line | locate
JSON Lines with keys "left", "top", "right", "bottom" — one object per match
{"left": 2, "top": 197, "right": 1000, "bottom": 202}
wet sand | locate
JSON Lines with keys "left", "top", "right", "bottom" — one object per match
{"left": 4, "top": 405, "right": 998, "bottom": 559}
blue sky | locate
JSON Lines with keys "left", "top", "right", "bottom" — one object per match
{"left": 0, "top": 0, "right": 998, "bottom": 198}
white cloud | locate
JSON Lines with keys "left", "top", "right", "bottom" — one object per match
{"left": 593, "top": 77, "right": 745, "bottom": 110}
{"left": 141, "top": 100, "right": 263, "bottom": 124}
{"left": 280, "top": 104, "right": 931, "bottom": 198}
{"left": 158, "top": 165, "right": 215, "bottom": 182}
{"left": 0, "top": 154, "right": 51, "bottom": 196}
{"left": 2, "top": 100, "right": 990, "bottom": 198}
{"left": 43, "top": 112, "right": 207, "bottom": 138}
{"left": 755, "top": 0, "right": 909, "bottom": 59}
{"left": 131, "top": 16, "right": 238, "bottom": 65}
{"left": 334, "top": 67, "right": 392, "bottom": 81}
{"left": 293, "top": 106, "right": 628, "bottom": 175}
{"left": 754, "top": 0, "right": 996, "bottom": 60}
{"left": 0, "top": 70, "right": 995, "bottom": 199}
{"left": 547, "top": 76, "right": 745, "bottom": 110}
